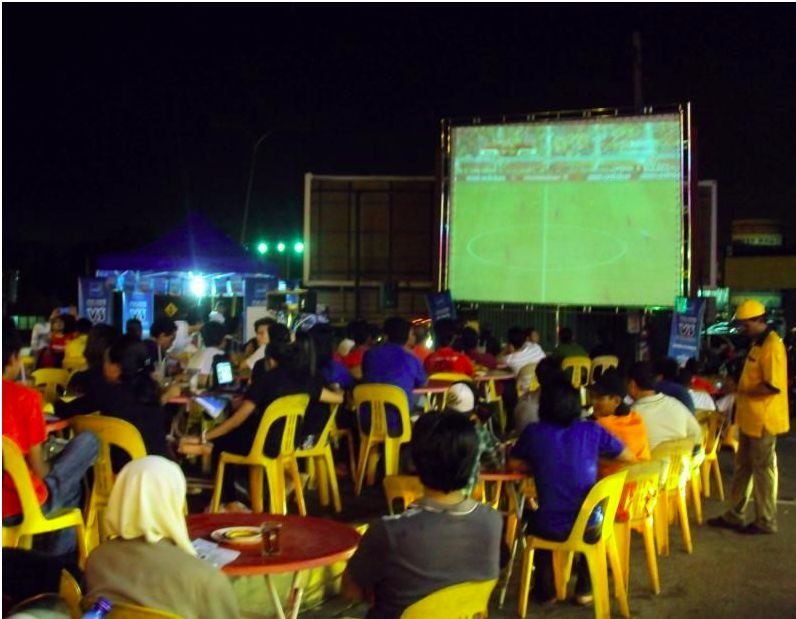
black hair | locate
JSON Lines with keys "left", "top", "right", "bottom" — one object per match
{"left": 629, "top": 361, "right": 657, "bottom": 391}
{"left": 485, "top": 336, "right": 501, "bottom": 357}
{"left": 254, "top": 317, "right": 277, "bottom": 332}
{"left": 107, "top": 335, "right": 158, "bottom": 405}
{"left": 294, "top": 330, "right": 318, "bottom": 378}
{"left": 61, "top": 314, "right": 77, "bottom": 335}
{"left": 266, "top": 339, "right": 311, "bottom": 384}
{"left": 525, "top": 326, "right": 538, "bottom": 338}
{"left": 411, "top": 411, "right": 479, "bottom": 493}
{"left": 653, "top": 357, "right": 679, "bottom": 382}
{"left": 309, "top": 323, "right": 336, "bottom": 371}
{"left": 125, "top": 318, "right": 143, "bottom": 340}
{"left": 461, "top": 327, "right": 479, "bottom": 351}
{"left": 75, "top": 318, "right": 92, "bottom": 335}
{"left": 383, "top": 316, "right": 410, "bottom": 345}
{"left": 507, "top": 326, "right": 527, "bottom": 349}
{"left": 676, "top": 368, "right": 693, "bottom": 388}
{"left": 3, "top": 318, "right": 22, "bottom": 368}
{"left": 684, "top": 357, "right": 701, "bottom": 375}
{"left": 347, "top": 319, "right": 370, "bottom": 346}
{"left": 150, "top": 317, "right": 177, "bottom": 339}
{"left": 559, "top": 327, "right": 574, "bottom": 344}
{"left": 85, "top": 324, "right": 120, "bottom": 370}
{"left": 433, "top": 318, "right": 457, "bottom": 348}
{"left": 538, "top": 377, "right": 581, "bottom": 427}
{"left": 535, "top": 355, "right": 564, "bottom": 387}
{"left": 268, "top": 323, "right": 291, "bottom": 347}
{"left": 201, "top": 321, "right": 227, "bottom": 348}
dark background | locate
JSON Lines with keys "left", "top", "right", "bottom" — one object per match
{"left": 4, "top": 5, "right": 795, "bottom": 310}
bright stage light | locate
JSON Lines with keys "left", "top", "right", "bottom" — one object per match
{"left": 294, "top": 241, "right": 304, "bottom": 254}
{"left": 277, "top": 242, "right": 286, "bottom": 253}
{"left": 189, "top": 274, "right": 207, "bottom": 297}
{"left": 257, "top": 242, "right": 268, "bottom": 254}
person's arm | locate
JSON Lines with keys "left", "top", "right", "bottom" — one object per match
{"left": 201, "top": 399, "right": 256, "bottom": 441}
{"left": 341, "top": 569, "right": 370, "bottom": 603}
{"left": 616, "top": 446, "right": 636, "bottom": 463}
{"left": 320, "top": 386, "right": 344, "bottom": 404}
{"left": 342, "top": 520, "right": 386, "bottom": 605}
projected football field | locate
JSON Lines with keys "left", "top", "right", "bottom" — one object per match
{"left": 448, "top": 115, "right": 683, "bottom": 307}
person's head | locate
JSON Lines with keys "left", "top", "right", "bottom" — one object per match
{"left": 411, "top": 411, "right": 479, "bottom": 494}
{"left": 433, "top": 318, "right": 457, "bottom": 348}
{"left": 50, "top": 314, "right": 65, "bottom": 334}
{"left": 3, "top": 318, "right": 23, "bottom": 380}
{"left": 558, "top": 327, "right": 574, "bottom": 345}
{"left": 265, "top": 339, "right": 310, "bottom": 381}
{"left": 653, "top": 357, "right": 680, "bottom": 382}
{"left": 104, "top": 456, "right": 195, "bottom": 556}
{"left": 213, "top": 300, "right": 229, "bottom": 316}
{"left": 254, "top": 317, "right": 278, "bottom": 348}
{"left": 84, "top": 324, "right": 120, "bottom": 370}
{"left": 61, "top": 313, "right": 77, "bottom": 336}
{"left": 538, "top": 376, "right": 582, "bottom": 427}
{"left": 461, "top": 327, "right": 479, "bottom": 352}
{"left": 201, "top": 321, "right": 227, "bottom": 349}
{"left": 507, "top": 326, "right": 527, "bottom": 350}
{"left": 309, "top": 323, "right": 336, "bottom": 369}
{"left": 186, "top": 307, "right": 204, "bottom": 327}
{"left": 383, "top": 316, "right": 411, "bottom": 346}
{"left": 104, "top": 335, "right": 148, "bottom": 382}
{"left": 444, "top": 381, "right": 478, "bottom": 416}
{"left": 485, "top": 336, "right": 501, "bottom": 357}
{"left": 526, "top": 327, "right": 540, "bottom": 345}
{"left": 125, "top": 318, "right": 143, "bottom": 340}
{"left": 589, "top": 367, "right": 629, "bottom": 418}
{"left": 412, "top": 322, "right": 429, "bottom": 344}
{"left": 535, "top": 355, "right": 564, "bottom": 388}
{"left": 149, "top": 317, "right": 177, "bottom": 350}
{"left": 348, "top": 319, "right": 371, "bottom": 347}
{"left": 75, "top": 318, "right": 92, "bottom": 336}
{"left": 268, "top": 323, "right": 291, "bottom": 348}
{"left": 733, "top": 299, "right": 768, "bottom": 338}
{"left": 294, "top": 330, "right": 318, "bottom": 377}
{"left": 628, "top": 361, "right": 657, "bottom": 399}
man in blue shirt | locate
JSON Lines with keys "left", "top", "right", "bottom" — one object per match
{"left": 654, "top": 357, "right": 696, "bottom": 413}
{"left": 363, "top": 317, "right": 427, "bottom": 410}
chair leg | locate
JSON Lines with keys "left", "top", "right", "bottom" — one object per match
{"left": 306, "top": 457, "right": 318, "bottom": 491}
{"left": 690, "top": 473, "right": 703, "bottom": 525}
{"left": 552, "top": 551, "right": 573, "bottom": 601}
{"left": 655, "top": 496, "right": 669, "bottom": 556}
{"left": 75, "top": 522, "right": 88, "bottom": 570}
{"left": 713, "top": 459, "right": 725, "bottom": 501}
{"left": 315, "top": 456, "right": 330, "bottom": 507}
{"left": 345, "top": 434, "right": 357, "bottom": 480}
{"left": 518, "top": 542, "right": 535, "bottom": 619}
{"left": 250, "top": 466, "right": 265, "bottom": 513}
{"left": 354, "top": 439, "right": 372, "bottom": 496}
{"left": 607, "top": 537, "right": 630, "bottom": 618}
{"left": 613, "top": 522, "right": 630, "bottom": 593}
{"left": 641, "top": 518, "right": 661, "bottom": 595}
{"left": 323, "top": 449, "right": 342, "bottom": 513}
{"left": 677, "top": 490, "right": 693, "bottom": 554}
{"left": 366, "top": 450, "right": 381, "bottom": 487}
{"left": 210, "top": 460, "right": 226, "bottom": 512}
{"left": 585, "top": 542, "right": 610, "bottom": 619}
{"left": 701, "top": 460, "right": 711, "bottom": 498}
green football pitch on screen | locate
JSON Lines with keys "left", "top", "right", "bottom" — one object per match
{"left": 448, "top": 115, "right": 683, "bottom": 307}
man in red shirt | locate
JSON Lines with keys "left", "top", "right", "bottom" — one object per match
{"left": 3, "top": 320, "right": 99, "bottom": 556}
{"left": 424, "top": 319, "right": 475, "bottom": 377}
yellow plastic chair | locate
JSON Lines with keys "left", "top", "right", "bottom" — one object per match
{"left": 651, "top": 439, "right": 694, "bottom": 555}
{"left": 59, "top": 569, "right": 83, "bottom": 619}
{"left": 561, "top": 356, "right": 592, "bottom": 389}
{"left": 518, "top": 469, "right": 629, "bottom": 619}
{"left": 589, "top": 356, "right": 619, "bottom": 385}
{"left": 352, "top": 384, "right": 412, "bottom": 496}
{"left": 383, "top": 475, "right": 424, "bottom": 514}
{"left": 400, "top": 579, "right": 497, "bottom": 619}
{"left": 63, "top": 357, "right": 88, "bottom": 373}
{"left": 2, "top": 436, "right": 88, "bottom": 568}
{"left": 428, "top": 372, "right": 474, "bottom": 410}
{"left": 210, "top": 394, "right": 310, "bottom": 515}
{"left": 69, "top": 415, "right": 147, "bottom": 550}
{"left": 82, "top": 598, "right": 183, "bottom": 618}
{"left": 31, "top": 368, "right": 70, "bottom": 404}
{"left": 331, "top": 425, "right": 358, "bottom": 482}
{"left": 296, "top": 404, "right": 342, "bottom": 513}
{"left": 515, "top": 363, "right": 539, "bottom": 397}
{"left": 699, "top": 410, "right": 725, "bottom": 500}
{"left": 613, "top": 461, "right": 663, "bottom": 596}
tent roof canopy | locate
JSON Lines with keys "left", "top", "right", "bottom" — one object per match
{"left": 96, "top": 212, "right": 277, "bottom": 277}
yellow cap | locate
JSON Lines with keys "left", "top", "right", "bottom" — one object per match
{"left": 734, "top": 299, "right": 766, "bottom": 321}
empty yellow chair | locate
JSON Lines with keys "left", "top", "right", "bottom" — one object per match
{"left": 69, "top": 415, "right": 147, "bottom": 550}
{"left": 613, "top": 460, "right": 663, "bottom": 596}
{"left": 352, "top": 384, "right": 412, "bottom": 496}
{"left": 31, "top": 368, "right": 70, "bottom": 404}
{"left": 400, "top": 579, "right": 497, "bottom": 619}
{"left": 651, "top": 439, "right": 695, "bottom": 555}
{"left": 383, "top": 475, "right": 424, "bottom": 514}
{"left": 589, "top": 355, "right": 619, "bottom": 385}
{"left": 518, "top": 469, "right": 629, "bottom": 619}
{"left": 700, "top": 410, "right": 725, "bottom": 500}
{"left": 296, "top": 404, "right": 342, "bottom": 513}
{"left": 210, "top": 394, "right": 310, "bottom": 515}
{"left": 561, "top": 356, "right": 592, "bottom": 389}
{"left": 2, "top": 436, "right": 88, "bottom": 568}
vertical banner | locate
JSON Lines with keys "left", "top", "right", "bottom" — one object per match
{"left": 425, "top": 290, "right": 457, "bottom": 324}
{"left": 123, "top": 289, "right": 155, "bottom": 336}
{"left": 667, "top": 296, "right": 706, "bottom": 366}
{"left": 244, "top": 278, "right": 275, "bottom": 341}
{"left": 78, "top": 277, "right": 114, "bottom": 325}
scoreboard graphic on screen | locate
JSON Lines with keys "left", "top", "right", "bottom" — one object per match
{"left": 445, "top": 112, "right": 686, "bottom": 307}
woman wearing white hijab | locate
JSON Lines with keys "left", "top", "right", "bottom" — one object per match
{"left": 85, "top": 456, "right": 239, "bottom": 619}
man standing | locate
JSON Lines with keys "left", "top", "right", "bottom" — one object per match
{"left": 708, "top": 300, "right": 789, "bottom": 535}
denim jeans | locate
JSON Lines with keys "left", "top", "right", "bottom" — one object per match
{"left": 3, "top": 431, "right": 99, "bottom": 556}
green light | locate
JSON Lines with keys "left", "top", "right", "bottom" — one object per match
{"left": 277, "top": 242, "right": 286, "bottom": 253}
{"left": 257, "top": 242, "right": 268, "bottom": 255}
{"left": 293, "top": 241, "right": 304, "bottom": 254}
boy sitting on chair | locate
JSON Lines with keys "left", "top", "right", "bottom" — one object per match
{"left": 343, "top": 411, "right": 502, "bottom": 619}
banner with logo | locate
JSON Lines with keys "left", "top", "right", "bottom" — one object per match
{"left": 78, "top": 277, "right": 114, "bottom": 325}
{"left": 425, "top": 290, "right": 457, "bottom": 324}
{"left": 667, "top": 296, "right": 706, "bottom": 366}
{"left": 123, "top": 289, "right": 155, "bottom": 336}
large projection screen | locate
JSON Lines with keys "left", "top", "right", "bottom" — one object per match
{"left": 448, "top": 114, "right": 683, "bottom": 307}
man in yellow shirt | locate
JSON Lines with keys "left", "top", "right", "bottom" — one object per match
{"left": 708, "top": 300, "right": 789, "bottom": 534}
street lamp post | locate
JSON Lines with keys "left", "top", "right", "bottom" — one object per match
{"left": 240, "top": 131, "right": 273, "bottom": 245}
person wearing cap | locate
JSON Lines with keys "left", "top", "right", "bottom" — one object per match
{"left": 444, "top": 382, "right": 503, "bottom": 496}
{"left": 590, "top": 368, "right": 651, "bottom": 477}
{"left": 708, "top": 299, "right": 789, "bottom": 535}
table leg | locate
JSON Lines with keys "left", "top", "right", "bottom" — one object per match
{"left": 285, "top": 570, "right": 306, "bottom": 619}
{"left": 498, "top": 482, "right": 526, "bottom": 608}
{"left": 265, "top": 575, "right": 287, "bottom": 619}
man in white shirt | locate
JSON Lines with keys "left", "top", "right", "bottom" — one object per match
{"left": 171, "top": 309, "right": 204, "bottom": 355}
{"left": 627, "top": 361, "right": 703, "bottom": 450}
{"left": 500, "top": 326, "right": 546, "bottom": 377}
{"left": 187, "top": 322, "right": 227, "bottom": 388}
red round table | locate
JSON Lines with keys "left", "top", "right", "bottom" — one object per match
{"left": 187, "top": 513, "right": 360, "bottom": 619}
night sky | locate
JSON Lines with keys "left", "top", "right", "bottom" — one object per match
{"left": 4, "top": 5, "right": 795, "bottom": 307}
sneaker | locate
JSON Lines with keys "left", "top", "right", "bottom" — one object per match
{"left": 707, "top": 515, "right": 741, "bottom": 530}
{"left": 574, "top": 594, "right": 594, "bottom": 606}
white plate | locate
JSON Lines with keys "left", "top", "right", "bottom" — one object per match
{"left": 210, "top": 526, "right": 262, "bottom": 545}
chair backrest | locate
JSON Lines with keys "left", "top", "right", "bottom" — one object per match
{"left": 31, "top": 368, "right": 70, "bottom": 403}
{"left": 295, "top": 403, "right": 339, "bottom": 456}
{"left": 561, "top": 356, "right": 591, "bottom": 389}
{"left": 516, "top": 362, "right": 539, "bottom": 396}
{"left": 400, "top": 579, "right": 497, "bottom": 619}
{"left": 352, "top": 384, "right": 412, "bottom": 444}
{"left": 589, "top": 355, "right": 619, "bottom": 385}
{"left": 383, "top": 475, "right": 424, "bottom": 514}
{"left": 568, "top": 469, "right": 628, "bottom": 544}
{"left": 428, "top": 372, "right": 473, "bottom": 384}
{"left": 702, "top": 410, "right": 724, "bottom": 459}
{"left": 618, "top": 460, "right": 663, "bottom": 523}
{"left": 63, "top": 357, "right": 88, "bottom": 373}
{"left": 2, "top": 436, "right": 47, "bottom": 521}
{"left": 249, "top": 394, "right": 311, "bottom": 459}
{"left": 59, "top": 569, "right": 83, "bottom": 619}
{"left": 651, "top": 439, "right": 694, "bottom": 492}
